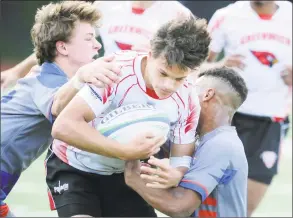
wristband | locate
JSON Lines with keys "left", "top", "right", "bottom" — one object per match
{"left": 72, "top": 76, "right": 85, "bottom": 90}
{"left": 170, "top": 156, "right": 192, "bottom": 169}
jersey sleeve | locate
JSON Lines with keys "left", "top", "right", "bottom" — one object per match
{"left": 170, "top": 85, "right": 200, "bottom": 145}
{"left": 77, "top": 84, "right": 115, "bottom": 118}
{"left": 207, "top": 8, "right": 228, "bottom": 53}
{"left": 32, "top": 70, "right": 68, "bottom": 124}
{"left": 179, "top": 143, "right": 232, "bottom": 202}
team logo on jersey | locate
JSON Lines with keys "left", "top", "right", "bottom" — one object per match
{"left": 260, "top": 151, "right": 277, "bottom": 169}
{"left": 250, "top": 50, "right": 278, "bottom": 67}
{"left": 209, "top": 169, "right": 237, "bottom": 185}
{"left": 185, "top": 95, "right": 197, "bottom": 133}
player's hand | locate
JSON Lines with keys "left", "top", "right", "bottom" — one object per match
{"left": 75, "top": 55, "right": 122, "bottom": 88}
{"left": 280, "top": 65, "right": 292, "bottom": 87}
{"left": 140, "top": 156, "right": 184, "bottom": 189}
{"left": 222, "top": 54, "right": 246, "bottom": 70}
{"left": 121, "top": 132, "right": 167, "bottom": 160}
{"left": 1, "top": 68, "right": 21, "bottom": 90}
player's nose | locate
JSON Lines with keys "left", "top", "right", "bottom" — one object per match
{"left": 93, "top": 39, "right": 102, "bottom": 51}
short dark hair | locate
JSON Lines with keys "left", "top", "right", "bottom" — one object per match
{"left": 150, "top": 15, "right": 211, "bottom": 71}
{"left": 198, "top": 67, "right": 248, "bottom": 105}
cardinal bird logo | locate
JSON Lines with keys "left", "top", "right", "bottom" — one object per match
{"left": 250, "top": 50, "right": 279, "bottom": 67}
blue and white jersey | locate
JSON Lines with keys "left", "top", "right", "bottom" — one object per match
{"left": 179, "top": 126, "right": 248, "bottom": 217}
{"left": 1, "top": 62, "right": 68, "bottom": 196}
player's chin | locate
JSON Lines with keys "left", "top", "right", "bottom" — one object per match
{"left": 157, "top": 90, "right": 173, "bottom": 99}
{"left": 92, "top": 53, "right": 100, "bottom": 60}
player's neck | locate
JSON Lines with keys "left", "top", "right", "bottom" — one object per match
{"left": 250, "top": 2, "right": 278, "bottom": 16}
{"left": 54, "top": 58, "right": 79, "bottom": 78}
{"left": 131, "top": 1, "right": 154, "bottom": 10}
{"left": 198, "top": 110, "right": 230, "bottom": 138}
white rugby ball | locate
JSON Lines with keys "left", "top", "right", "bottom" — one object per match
{"left": 76, "top": 104, "right": 170, "bottom": 173}
{"left": 97, "top": 103, "right": 170, "bottom": 143}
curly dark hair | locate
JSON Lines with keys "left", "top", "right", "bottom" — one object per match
{"left": 198, "top": 66, "right": 248, "bottom": 107}
{"left": 31, "top": 1, "right": 101, "bottom": 65}
{"left": 150, "top": 15, "right": 211, "bottom": 71}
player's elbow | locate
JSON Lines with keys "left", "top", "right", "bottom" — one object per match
{"left": 51, "top": 115, "right": 72, "bottom": 140}
{"left": 164, "top": 204, "right": 195, "bottom": 217}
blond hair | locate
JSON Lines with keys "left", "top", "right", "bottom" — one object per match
{"left": 31, "top": 1, "right": 101, "bottom": 65}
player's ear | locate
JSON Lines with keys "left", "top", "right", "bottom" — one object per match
{"left": 56, "top": 41, "right": 69, "bottom": 56}
{"left": 148, "top": 51, "right": 152, "bottom": 59}
{"left": 202, "top": 88, "right": 215, "bottom": 102}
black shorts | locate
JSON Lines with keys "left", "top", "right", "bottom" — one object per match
{"left": 232, "top": 112, "right": 288, "bottom": 185}
{"left": 45, "top": 149, "right": 156, "bottom": 217}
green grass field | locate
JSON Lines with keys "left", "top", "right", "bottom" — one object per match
{"left": 5, "top": 137, "right": 292, "bottom": 217}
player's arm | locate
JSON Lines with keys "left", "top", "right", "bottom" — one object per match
{"left": 1, "top": 53, "right": 37, "bottom": 89}
{"left": 170, "top": 86, "right": 201, "bottom": 181}
{"left": 52, "top": 87, "right": 124, "bottom": 158}
{"left": 52, "top": 84, "right": 164, "bottom": 160}
{"left": 146, "top": 86, "right": 201, "bottom": 188}
{"left": 125, "top": 143, "right": 231, "bottom": 216}
{"left": 126, "top": 161, "right": 201, "bottom": 217}
{"left": 281, "top": 64, "right": 292, "bottom": 87}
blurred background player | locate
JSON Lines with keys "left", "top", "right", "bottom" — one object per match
{"left": 1, "top": 1, "right": 192, "bottom": 90}
{"left": 205, "top": 1, "right": 292, "bottom": 216}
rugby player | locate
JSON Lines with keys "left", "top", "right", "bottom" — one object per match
{"left": 48, "top": 16, "right": 210, "bottom": 217}
{"left": 124, "top": 67, "right": 249, "bottom": 217}
{"left": 206, "top": 1, "right": 292, "bottom": 215}
{"left": 0, "top": 1, "right": 121, "bottom": 217}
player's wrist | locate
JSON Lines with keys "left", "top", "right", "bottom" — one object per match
{"left": 71, "top": 75, "right": 85, "bottom": 90}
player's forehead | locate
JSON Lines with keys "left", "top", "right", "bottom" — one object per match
{"left": 155, "top": 55, "right": 191, "bottom": 78}
{"left": 71, "top": 21, "right": 96, "bottom": 38}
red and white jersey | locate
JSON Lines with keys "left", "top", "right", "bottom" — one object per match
{"left": 95, "top": 1, "right": 191, "bottom": 56}
{"left": 53, "top": 51, "right": 200, "bottom": 175}
{"left": 208, "top": 1, "right": 292, "bottom": 118}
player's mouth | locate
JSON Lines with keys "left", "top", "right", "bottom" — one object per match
{"left": 159, "top": 89, "right": 173, "bottom": 97}
{"left": 92, "top": 53, "right": 100, "bottom": 60}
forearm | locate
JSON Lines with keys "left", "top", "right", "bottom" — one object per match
{"left": 51, "top": 77, "right": 80, "bottom": 117}
{"left": 128, "top": 179, "right": 189, "bottom": 217}
{"left": 169, "top": 143, "right": 195, "bottom": 183}
{"left": 52, "top": 117, "right": 126, "bottom": 159}
{"left": 14, "top": 53, "right": 38, "bottom": 78}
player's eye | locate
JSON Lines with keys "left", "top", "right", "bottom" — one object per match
{"left": 160, "top": 72, "right": 167, "bottom": 77}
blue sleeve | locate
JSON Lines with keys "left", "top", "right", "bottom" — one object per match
{"left": 32, "top": 72, "right": 68, "bottom": 123}
{"left": 179, "top": 143, "right": 233, "bottom": 202}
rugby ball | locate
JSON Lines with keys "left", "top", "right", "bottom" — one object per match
{"left": 97, "top": 103, "right": 170, "bottom": 143}
{"left": 75, "top": 103, "right": 170, "bottom": 173}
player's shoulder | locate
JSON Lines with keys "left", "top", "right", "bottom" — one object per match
{"left": 172, "top": 80, "right": 199, "bottom": 108}
{"left": 205, "top": 127, "right": 244, "bottom": 153}
{"left": 19, "top": 63, "right": 67, "bottom": 90}
{"left": 212, "top": 1, "right": 248, "bottom": 19}
{"left": 162, "top": 1, "right": 191, "bottom": 13}
{"left": 114, "top": 50, "right": 146, "bottom": 78}
{"left": 277, "top": 1, "right": 292, "bottom": 17}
